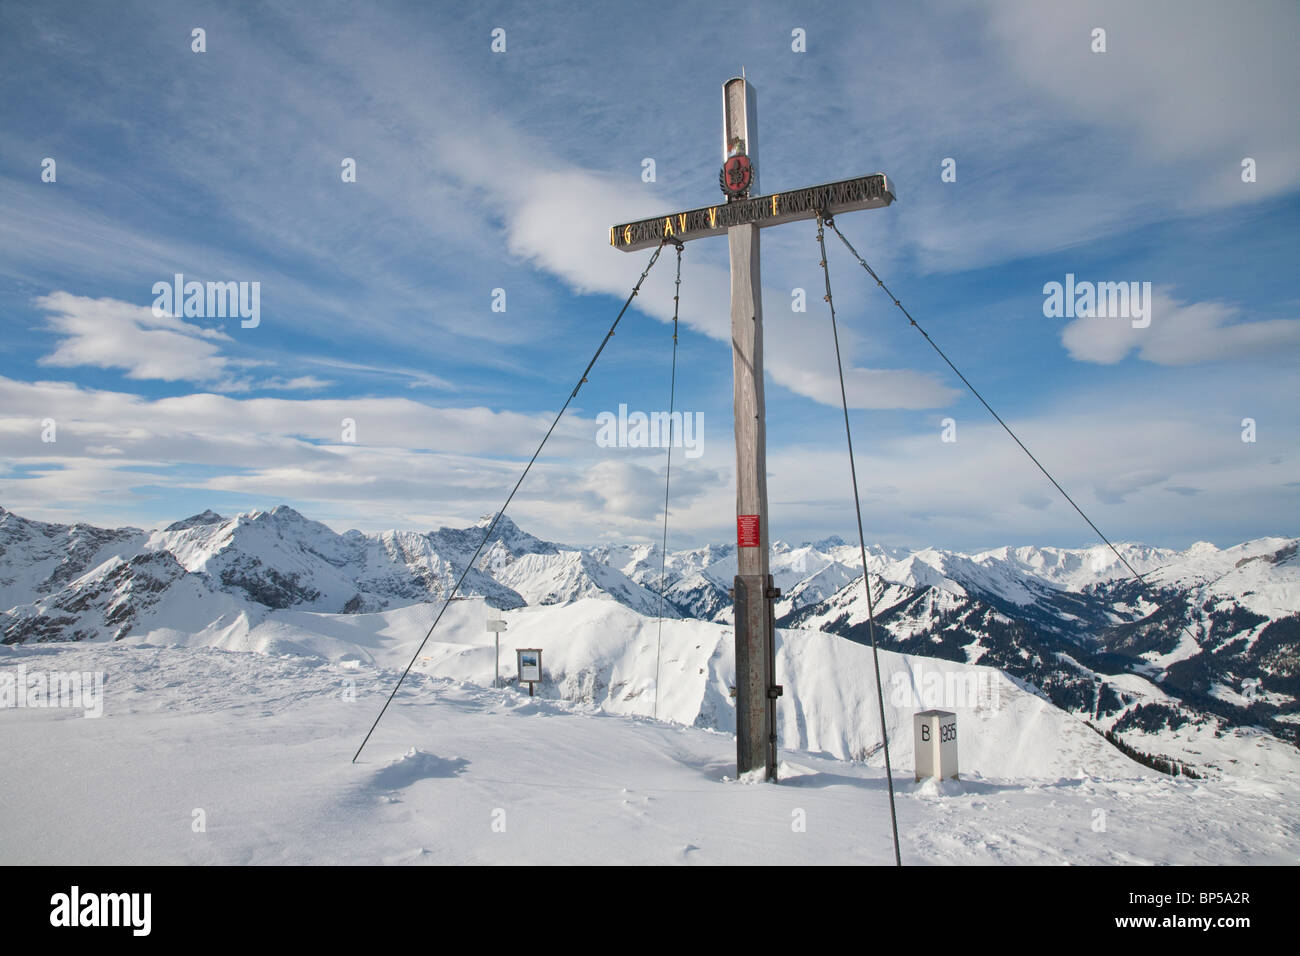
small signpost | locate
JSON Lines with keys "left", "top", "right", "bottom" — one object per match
{"left": 914, "top": 710, "right": 959, "bottom": 782}
{"left": 486, "top": 618, "right": 507, "bottom": 688}
{"left": 517, "top": 648, "right": 542, "bottom": 696}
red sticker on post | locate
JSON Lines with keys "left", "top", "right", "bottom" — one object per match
{"left": 737, "top": 514, "right": 761, "bottom": 548}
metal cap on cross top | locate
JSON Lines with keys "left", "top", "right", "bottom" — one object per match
{"left": 606, "top": 76, "right": 895, "bottom": 783}
{"left": 721, "top": 75, "right": 758, "bottom": 200}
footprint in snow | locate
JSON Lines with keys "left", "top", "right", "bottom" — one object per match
{"left": 371, "top": 748, "right": 470, "bottom": 791}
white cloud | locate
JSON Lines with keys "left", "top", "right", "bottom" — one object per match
{"left": 986, "top": 0, "right": 1300, "bottom": 202}
{"left": 37, "top": 292, "right": 234, "bottom": 383}
{"left": 434, "top": 130, "right": 958, "bottom": 410}
{"left": 300, "top": 357, "right": 455, "bottom": 392}
{"left": 1061, "top": 287, "right": 1300, "bottom": 365}
{"left": 764, "top": 401, "right": 1299, "bottom": 550}
{"left": 258, "top": 376, "right": 333, "bottom": 391}
{"left": 0, "top": 370, "right": 1294, "bottom": 550}
{"left": 33, "top": 293, "right": 338, "bottom": 392}
{"left": 819, "top": 0, "right": 1300, "bottom": 273}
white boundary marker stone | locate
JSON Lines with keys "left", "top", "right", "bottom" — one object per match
{"left": 914, "top": 709, "right": 959, "bottom": 782}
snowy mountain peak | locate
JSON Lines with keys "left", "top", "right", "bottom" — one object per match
{"left": 164, "top": 509, "right": 224, "bottom": 532}
{"left": 244, "top": 504, "right": 311, "bottom": 524}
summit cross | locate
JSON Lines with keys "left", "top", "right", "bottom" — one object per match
{"left": 609, "top": 76, "right": 894, "bottom": 781}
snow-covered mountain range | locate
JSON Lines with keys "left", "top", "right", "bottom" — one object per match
{"left": 2, "top": 503, "right": 1297, "bottom": 775}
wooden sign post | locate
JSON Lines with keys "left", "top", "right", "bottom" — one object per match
{"left": 517, "top": 648, "right": 542, "bottom": 697}
{"left": 610, "top": 76, "right": 894, "bottom": 781}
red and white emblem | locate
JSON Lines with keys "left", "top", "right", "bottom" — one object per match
{"left": 720, "top": 152, "right": 754, "bottom": 200}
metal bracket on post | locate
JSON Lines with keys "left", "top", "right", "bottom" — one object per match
{"left": 762, "top": 574, "right": 780, "bottom": 781}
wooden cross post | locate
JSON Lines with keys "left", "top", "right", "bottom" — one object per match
{"left": 609, "top": 76, "right": 894, "bottom": 781}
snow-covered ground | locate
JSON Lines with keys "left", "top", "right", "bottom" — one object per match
{"left": 51, "top": 597, "right": 1173, "bottom": 778}
{"left": 3, "top": 600, "right": 1298, "bottom": 865}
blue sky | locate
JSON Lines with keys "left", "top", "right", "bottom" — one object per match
{"left": 1, "top": 0, "right": 1297, "bottom": 551}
